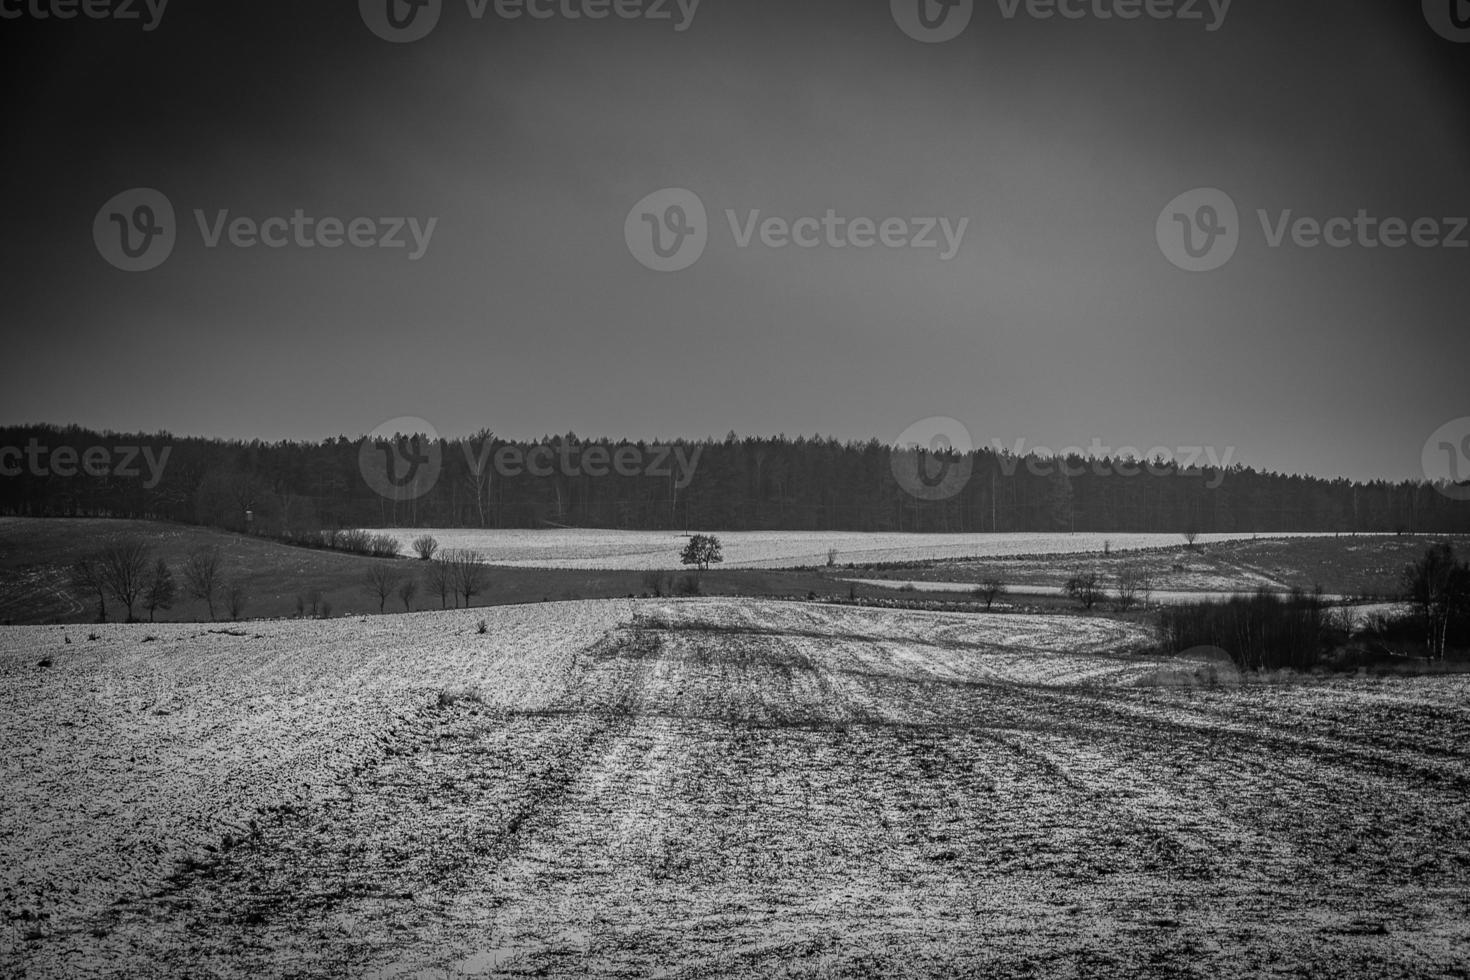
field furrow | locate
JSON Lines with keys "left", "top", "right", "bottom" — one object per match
{"left": 4, "top": 598, "right": 1469, "bottom": 978}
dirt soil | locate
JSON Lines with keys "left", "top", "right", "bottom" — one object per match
{"left": 3, "top": 599, "right": 1469, "bottom": 978}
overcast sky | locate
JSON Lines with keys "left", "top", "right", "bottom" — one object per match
{"left": 2, "top": 0, "right": 1467, "bottom": 482}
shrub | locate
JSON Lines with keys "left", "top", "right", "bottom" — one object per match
{"left": 368, "top": 535, "right": 401, "bottom": 559}
{"left": 1065, "top": 570, "right": 1105, "bottom": 610}
{"left": 641, "top": 570, "right": 673, "bottom": 597}
{"left": 337, "top": 529, "right": 371, "bottom": 555}
{"left": 412, "top": 535, "right": 439, "bottom": 561}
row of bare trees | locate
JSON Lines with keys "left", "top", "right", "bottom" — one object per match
{"left": 1064, "top": 567, "right": 1155, "bottom": 612}
{"left": 67, "top": 540, "right": 246, "bottom": 622}
{"left": 361, "top": 548, "right": 489, "bottom": 612}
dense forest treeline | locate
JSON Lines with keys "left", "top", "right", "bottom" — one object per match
{"left": 2, "top": 423, "right": 1468, "bottom": 535}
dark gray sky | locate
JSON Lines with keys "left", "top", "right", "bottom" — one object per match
{"left": 2, "top": 0, "right": 1467, "bottom": 482}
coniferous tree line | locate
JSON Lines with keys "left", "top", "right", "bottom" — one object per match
{"left": 2, "top": 423, "right": 1468, "bottom": 535}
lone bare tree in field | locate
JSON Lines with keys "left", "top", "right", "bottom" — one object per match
{"left": 224, "top": 581, "right": 249, "bottom": 621}
{"left": 412, "top": 535, "right": 439, "bottom": 561}
{"left": 100, "top": 537, "right": 151, "bottom": 622}
{"left": 183, "top": 546, "right": 224, "bottom": 620}
{"left": 445, "top": 549, "right": 488, "bottom": 609}
{"left": 975, "top": 577, "right": 1006, "bottom": 612}
{"left": 142, "top": 559, "right": 177, "bottom": 622}
{"left": 362, "top": 564, "right": 402, "bottom": 614}
{"left": 1112, "top": 568, "right": 1143, "bottom": 613}
{"left": 1183, "top": 529, "right": 1200, "bottom": 550}
{"left": 68, "top": 556, "right": 108, "bottom": 622}
{"left": 426, "top": 558, "right": 454, "bottom": 609}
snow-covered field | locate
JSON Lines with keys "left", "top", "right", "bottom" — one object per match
{"left": 361, "top": 529, "right": 1329, "bottom": 570}
{"left": 5, "top": 599, "right": 1469, "bottom": 978}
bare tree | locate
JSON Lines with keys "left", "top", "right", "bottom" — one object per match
{"left": 398, "top": 577, "right": 419, "bottom": 612}
{"left": 426, "top": 559, "right": 454, "bottom": 609}
{"left": 68, "top": 555, "right": 108, "bottom": 622}
{"left": 183, "top": 546, "right": 224, "bottom": 620}
{"left": 142, "top": 558, "right": 177, "bottom": 622}
{"left": 1112, "top": 568, "right": 1142, "bottom": 613}
{"left": 445, "top": 549, "right": 488, "bottom": 608}
{"left": 1183, "top": 529, "right": 1200, "bottom": 550}
{"left": 1137, "top": 570, "right": 1155, "bottom": 609}
{"left": 412, "top": 535, "right": 439, "bottom": 561}
{"left": 100, "top": 537, "right": 151, "bottom": 622}
{"left": 362, "top": 564, "right": 402, "bottom": 614}
{"left": 224, "top": 581, "right": 248, "bottom": 621}
{"left": 975, "top": 577, "right": 1006, "bottom": 612}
